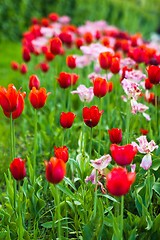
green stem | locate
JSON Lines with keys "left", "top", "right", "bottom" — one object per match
{"left": 10, "top": 114, "right": 16, "bottom": 209}
{"left": 155, "top": 86, "right": 158, "bottom": 135}
{"left": 120, "top": 195, "right": 124, "bottom": 240}
{"left": 18, "top": 181, "right": 23, "bottom": 240}
{"left": 98, "top": 98, "right": 103, "bottom": 155}
{"left": 33, "top": 109, "right": 37, "bottom": 183}
{"left": 94, "top": 169, "right": 98, "bottom": 217}
{"left": 106, "top": 92, "right": 110, "bottom": 127}
{"left": 55, "top": 185, "right": 61, "bottom": 240}
{"left": 89, "top": 128, "right": 92, "bottom": 158}
{"left": 62, "top": 129, "right": 65, "bottom": 146}
{"left": 125, "top": 100, "right": 131, "bottom": 144}
{"left": 63, "top": 89, "right": 66, "bottom": 112}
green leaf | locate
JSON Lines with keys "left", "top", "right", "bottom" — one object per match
{"left": 83, "top": 199, "right": 104, "bottom": 240}
{"left": 56, "top": 184, "right": 77, "bottom": 200}
{"left": 128, "top": 227, "right": 137, "bottom": 240}
{"left": 153, "top": 182, "right": 160, "bottom": 196}
{"left": 27, "top": 156, "right": 34, "bottom": 184}
{"left": 97, "top": 194, "right": 119, "bottom": 203}
{"left": 151, "top": 158, "right": 160, "bottom": 171}
{"left": 41, "top": 221, "right": 53, "bottom": 229}
{"left": 64, "top": 177, "right": 77, "bottom": 191}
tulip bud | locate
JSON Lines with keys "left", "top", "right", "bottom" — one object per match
{"left": 45, "top": 157, "right": 66, "bottom": 184}
{"left": 29, "top": 75, "right": 40, "bottom": 90}
{"left": 84, "top": 32, "right": 93, "bottom": 44}
{"left": 66, "top": 55, "right": 76, "bottom": 69}
{"left": 54, "top": 146, "right": 69, "bottom": 163}
{"left": 60, "top": 112, "right": 76, "bottom": 129}
{"left": 22, "top": 47, "right": 31, "bottom": 62}
{"left": 108, "top": 128, "right": 122, "bottom": 144}
{"left": 11, "top": 61, "right": 19, "bottom": 70}
{"left": 50, "top": 37, "right": 62, "bottom": 55}
{"left": 20, "top": 63, "right": 28, "bottom": 74}
{"left": 40, "top": 62, "right": 49, "bottom": 72}
{"left": 10, "top": 158, "right": 26, "bottom": 181}
{"left": 110, "top": 57, "right": 120, "bottom": 74}
{"left": 106, "top": 167, "right": 135, "bottom": 196}
{"left": 110, "top": 144, "right": 137, "bottom": 166}
{"left": 93, "top": 77, "right": 108, "bottom": 98}
{"left": 108, "top": 81, "right": 113, "bottom": 92}
{"left": 146, "top": 65, "right": 160, "bottom": 85}
{"left": 99, "top": 52, "right": 112, "bottom": 70}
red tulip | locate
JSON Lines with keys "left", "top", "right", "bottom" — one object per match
{"left": 22, "top": 47, "right": 31, "bottom": 62}
{"left": 145, "top": 78, "right": 153, "bottom": 90}
{"left": 0, "top": 84, "right": 21, "bottom": 113}
{"left": 54, "top": 146, "right": 69, "bottom": 163}
{"left": 95, "top": 30, "right": 101, "bottom": 40}
{"left": 66, "top": 55, "right": 76, "bottom": 69}
{"left": 40, "top": 62, "right": 49, "bottom": 72}
{"left": 11, "top": 61, "right": 19, "bottom": 70}
{"left": 56, "top": 72, "right": 71, "bottom": 89}
{"left": 146, "top": 65, "right": 160, "bottom": 85}
{"left": 31, "top": 17, "right": 39, "bottom": 25}
{"left": 110, "top": 57, "right": 120, "bottom": 74}
{"left": 75, "top": 38, "right": 84, "bottom": 49}
{"left": 45, "top": 51, "right": 55, "bottom": 62}
{"left": 29, "top": 75, "right": 40, "bottom": 90}
{"left": 139, "top": 129, "right": 148, "bottom": 135}
{"left": 106, "top": 167, "right": 135, "bottom": 196}
{"left": 110, "top": 144, "right": 137, "bottom": 166}
{"left": 83, "top": 106, "right": 104, "bottom": 128}
{"left": 93, "top": 77, "right": 108, "bottom": 98}
{"left": 41, "top": 18, "right": 49, "bottom": 27}
{"left": 29, "top": 87, "right": 51, "bottom": 109}
{"left": 20, "top": 63, "right": 28, "bottom": 74}
{"left": 60, "top": 112, "right": 76, "bottom": 129}
{"left": 59, "top": 32, "right": 72, "bottom": 47}
{"left": 71, "top": 73, "right": 79, "bottom": 85}
{"left": 99, "top": 52, "right": 112, "bottom": 70}
{"left": 10, "top": 158, "right": 26, "bottom": 181}
{"left": 50, "top": 37, "right": 62, "bottom": 55}
{"left": 108, "top": 81, "right": 113, "bottom": 92}
{"left": 49, "top": 13, "right": 59, "bottom": 22}
{"left": 45, "top": 157, "right": 66, "bottom": 184}
{"left": 108, "top": 128, "right": 122, "bottom": 144}
{"left": 3, "top": 92, "right": 26, "bottom": 119}
{"left": 84, "top": 32, "right": 93, "bottom": 44}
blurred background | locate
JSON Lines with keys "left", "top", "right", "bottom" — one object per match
{"left": 0, "top": 0, "right": 160, "bottom": 41}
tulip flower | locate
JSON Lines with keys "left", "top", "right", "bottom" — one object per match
{"left": 45, "top": 51, "right": 55, "bottom": 62}
{"left": 56, "top": 72, "right": 71, "bottom": 89}
{"left": 49, "top": 12, "right": 59, "bottom": 22}
{"left": 132, "top": 136, "right": 158, "bottom": 170}
{"left": 106, "top": 167, "right": 135, "bottom": 196}
{"left": 22, "top": 47, "right": 31, "bottom": 62}
{"left": 139, "top": 129, "right": 148, "bottom": 135}
{"left": 71, "top": 85, "right": 94, "bottom": 102}
{"left": 20, "top": 63, "right": 27, "bottom": 74}
{"left": 40, "top": 62, "right": 49, "bottom": 72}
{"left": 10, "top": 158, "right": 26, "bottom": 181}
{"left": 108, "top": 81, "right": 113, "bottom": 92}
{"left": 29, "top": 75, "right": 40, "bottom": 90}
{"left": 66, "top": 55, "right": 76, "bottom": 69}
{"left": 83, "top": 106, "right": 104, "bottom": 128}
{"left": 50, "top": 37, "right": 62, "bottom": 55}
{"left": 108, "top": 128, "right": 122, "bottom": 144}
{"left": 0, "top": 84, "right": 21, "bottom": 113}
{"left": 3, "top": 92, "right": 26, "bottom": 119}
{"left": 29, "top": 87, "right": 51, "bottom": 109}
{"left": 84, "top": 32, "right": 93, "bottom": 44}
{"left": 110, "top": 56, "right": 120, "bottom": 74}
{"left": 146, "top": 65, "right": 160, "bottom": 84}
{"left": 54, "top": 146, "right": 69, "bottom": 163}
{"left": 45, "top": 157, "right": 66, "bottom": 184}
{"left": 60, "top": 112, "right": 76, "bottom": 129}
{"left": 75, "top": 38, "right": 84, "bottom": 49}
{"left": 93, "top": 77, "right": 108, "bottom": 98}
{"left": 41, "top": 18, "right": 49, "bottom": 27}
{"left": 71, "top": 73, "right": 79, "bottom": 86}
{"left": 11, "top": 61, "right": 19, "bottom": 70}
{"left": 99, "top": 52, "right": 112, "bottom": 70}
{"left": 110, "top": 144, "right": 137, "bottom": 166}
{"left": 145, "top": 78, "right": 153, "bottom": 90}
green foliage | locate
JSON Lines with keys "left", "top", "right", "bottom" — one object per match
{"left": 0, "top": 0, "right": 160, "bottom": 40}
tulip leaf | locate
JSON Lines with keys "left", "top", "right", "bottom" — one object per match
{"left": 97, "top": 193, "right": 119, "bottom": 203}
{"left": 83, "top": 199, "right": 104, "bottom": 240}
{"left": 151, "top": 158, "right": 160, "bottom": 171}
{"left": 64, "top": 177, "right": 77, "bottom": 191}
{"left": 56, "top": 184, "right": 77, "bottom": 200}
{"left": 41, "top": 221, "right": 53, "bottom": 229}
{"left": 152, "top": 182, "right": 160, "bottom": 196}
